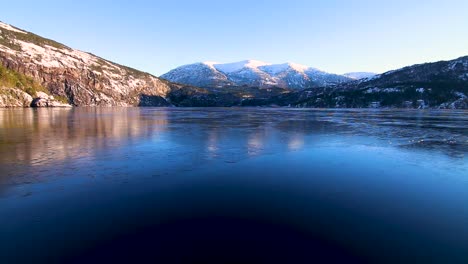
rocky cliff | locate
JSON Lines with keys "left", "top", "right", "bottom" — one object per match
{"left": 0, "top": 21, "right": 173, "bottom": 107}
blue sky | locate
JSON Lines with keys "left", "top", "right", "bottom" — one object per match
{"left": 1, "top": 0, "right": 467, "bottom": 75}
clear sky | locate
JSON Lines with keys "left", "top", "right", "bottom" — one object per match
{"left": 1, "top": 0, "right": 467, "bottom": 75}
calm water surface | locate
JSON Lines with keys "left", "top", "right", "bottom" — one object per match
{"left": 0, "top": 108, "right": 467, "bottom": 263}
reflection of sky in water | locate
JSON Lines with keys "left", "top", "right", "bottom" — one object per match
{"left": 0, "top": 108, "right": 467, "bottom": 263}
{"left": 287, "top": 133, "right": 305, "bottom": 151}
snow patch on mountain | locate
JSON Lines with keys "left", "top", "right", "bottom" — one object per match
{"left": 212, "top": 60, "right": 269, "bottom": 73}
{"left": 261, "top": 63, "right": 311, "bottom": 76}
{"left": 344, "top": 72, "right": 377, "bottom": 80}
{"left": 15, "top": 40, "right": 101, "bottom": 69}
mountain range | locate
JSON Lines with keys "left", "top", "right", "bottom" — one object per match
{"left": 251, "top": 56, "right": 468, "bottom": 109}
{"left": 0, "top": 21, "right": 466, "bottom": 109}
{"left": 161, "top": 60, "right": 363, "bottom": 89}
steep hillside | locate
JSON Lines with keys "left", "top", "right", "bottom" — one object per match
{"left": 257, "top": 56, "right": 468, "bottom": 109}
{"left": 0, "top": 21, "right": 172, "bottom": 107}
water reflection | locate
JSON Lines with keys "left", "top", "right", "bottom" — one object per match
{"left": 0, "top": 108, "right": 168, "bottom": 167}
{"left": 247, "top": 129, "right": 266, "bottom": 156}
{"left": 0, "top": 108, "right": 466, "bottom": 173}
{"left": 287, "top": 133, "right": 305, "bottom": 151}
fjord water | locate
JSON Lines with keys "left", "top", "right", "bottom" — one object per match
{"left": 0, "top": 108, "right": 467, "bottom": 263}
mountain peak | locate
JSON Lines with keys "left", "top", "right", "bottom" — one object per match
{"left": 260, "top": 63, "right": 312, "bottom": 76}
{"left": 201, "top": 61, "right": 218, "bottom": 68}
{"left": 162, "top": 60, "right": 352, "bottom": 89}
{"left": 211, "top": 60, "right": 269, "bottom": 73}
{"left": 285, "top": 62, "right": 310, "bottom": 72}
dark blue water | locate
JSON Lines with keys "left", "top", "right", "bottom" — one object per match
{"left": 0, "top": 108, "right": 467, "bottom": 263}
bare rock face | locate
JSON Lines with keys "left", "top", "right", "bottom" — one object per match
{"left": 0, "top": 21, "right": 174, "bottom": 107}
{"left": 31, "top": 97, "right": 48, "bottom": 107}
{"left": 30, "top": 91, "right": 71, "bottom": 107}
{"left": 30, "top": 98, "right": 71, "bottom": 107}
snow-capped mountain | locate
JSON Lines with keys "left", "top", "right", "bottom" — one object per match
{"left": 343, "top": 72, "right": 377, "bottom": 80}
{"left": 161, "top": 60, "right": 352, "bottom": 89}
{"left": 160, "top": 62, "right": 233, "bottom": 88}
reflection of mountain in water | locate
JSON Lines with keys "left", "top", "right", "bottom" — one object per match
{"left": 0, "top": 108, "right": 169, "bottom": 166}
